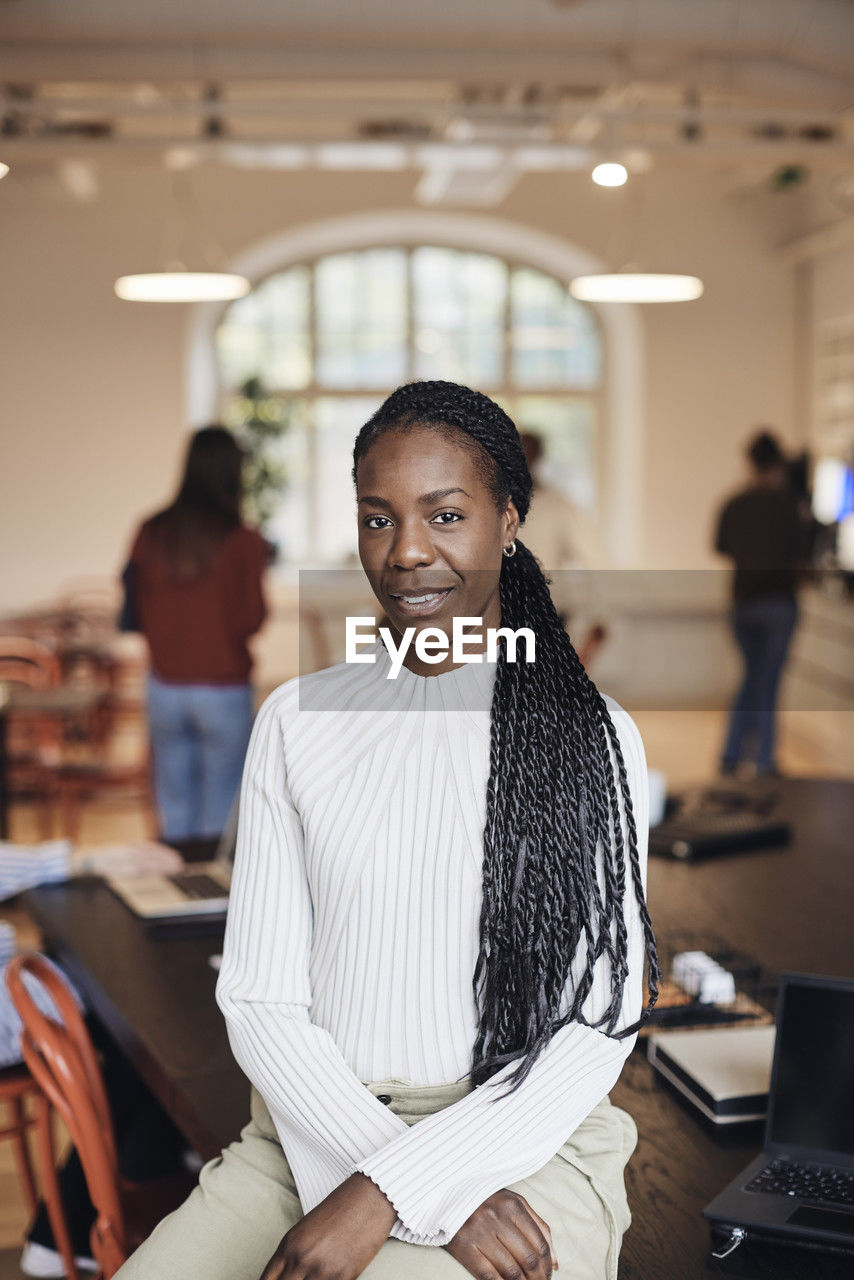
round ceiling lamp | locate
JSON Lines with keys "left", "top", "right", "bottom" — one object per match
{"left": 0, "top": 161, "right": 9, "bottom": 180}
{"left": 592, "top": 162, "right": 627, "bottom": 187}
{"left": 570, "top": 273, "right": 704, "bottom": 303}
{"left": 114, "top": 269, "right": 250, "bottom": 303}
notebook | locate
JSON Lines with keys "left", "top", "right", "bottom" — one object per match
{"left": 704, "top": 972, "right": 854, "bottom": 1259}
{"left": 648, "top": 1024, "right": 776, "bottom": 1124}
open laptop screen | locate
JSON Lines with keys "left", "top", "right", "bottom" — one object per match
{"left": 769, "top": 976, "right": 854, "bottom": 1160}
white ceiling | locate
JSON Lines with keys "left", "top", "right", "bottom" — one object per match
{"left": 2, "top": 0, "right": 854, "bottom": 108}
{"left": 1, "top": 0, "right": 852, "bottom": 207}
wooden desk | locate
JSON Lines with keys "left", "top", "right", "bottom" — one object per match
{"left": 23, "top": 778, "right": 854, "bottom": 1278}
{"left": 22, "top": 878, "right": 244, "bottom": 1162}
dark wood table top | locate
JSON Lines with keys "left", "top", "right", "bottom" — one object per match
{"left": 22, "top": 878, "right": 244, "bottom": 1162}
{"left": 23, "top": 776, "right": 854, "bottom": 1279}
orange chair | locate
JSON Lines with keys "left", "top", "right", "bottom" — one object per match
{"left": 0, "top": 636, "right": 62, "bottom": 691}
{"left": 0, "top": 1064, "right": 41, "bottom": 1220}
{"left": 6, "top": 953, "right": 195, "bottom": 1280}
{"left": 0, "top": 636, "right": 64, "bottom": 836}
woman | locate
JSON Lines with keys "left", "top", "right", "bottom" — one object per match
{"left": 713, "top": 429, "right": 804, "bottom": 777}
{"left": 123, "top": 425, "right": 269, "bottom": 841}
{"left": 116, "top": 382, "right": 659, "bottom": 1280}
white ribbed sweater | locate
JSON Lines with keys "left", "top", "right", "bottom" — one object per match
{"left": 215, "top": 635, "right": 649, "bottom": 1248}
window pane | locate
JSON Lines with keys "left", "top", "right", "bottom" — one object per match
{"left": 513, "top": 396, "right": 598, "bottom": 511}
{"left": 217, "top": 267, "right": 311, "bottom": 392}
{"left": 313, "top": 396, "right": 383, "bottom": 564}
{"left": 315, "top": 251, "right": 407, "bottom": 388}
{"left": 511, "top": 268, "right": 602, "bottom": 389}
{"left": 413, "top": 248, "right": 506, "bottom": 386}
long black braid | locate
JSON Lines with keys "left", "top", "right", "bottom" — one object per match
{"left": 352, "top": 380, "right": 661, "bottom": 1100}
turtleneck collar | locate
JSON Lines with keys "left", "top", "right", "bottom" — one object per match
{"left": 371, "top": 633, "right": 497, "bottom": 714}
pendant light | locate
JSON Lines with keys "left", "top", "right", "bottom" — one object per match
{"left": 114, "top": 168, "right": 249, "bottom": 303}
{"left": 572, "top": 164, "right": 704, "bottom": 304}
{"left": 570, "top": 272, "right": 703, "bottom": 303}
{"left": 115, "top": 270, "right": 249, "bottom": 303}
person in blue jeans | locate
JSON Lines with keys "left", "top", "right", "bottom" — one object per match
{"left": 714, "top": 429, "right": 807, "bottom": 777}
{"left": 122, "top": 426, "right": 270, "bottom": 840}
{"left": 145, "top": 678, "right": 255, "bottom": 841}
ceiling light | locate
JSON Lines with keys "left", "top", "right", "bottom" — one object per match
{"left": 0, "top": 162, "right": 9, "bottom": 180}
{"left": 114, "top": 271, "right": 250, "bottom": 303}
{"left": 115, "top": 169, "right": 249, "bottom": 302}
{"left": 592, "top": 162, "right": 628, "bottom": 187}
{"left": 570, "top": 273, "right": 704, "bottom": 303}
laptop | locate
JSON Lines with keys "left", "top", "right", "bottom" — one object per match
{"left": 107, "top": 795, "right": 239, "bottom": 920}
{"left": 649, "top": 785, "right": 791, "bottom": 861}
{"left": 704, "top": 972, "right": 854, "bottom": 1259}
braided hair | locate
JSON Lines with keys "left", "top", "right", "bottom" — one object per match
{"left": 352, "top": 380, "right": 660, "bottom": 1099}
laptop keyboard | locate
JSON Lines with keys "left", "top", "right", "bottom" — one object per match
{"left": 746, "top": 1158, "right": 854, "bottom": 1209}
{"left": 169, "top": 873, "right": 228, "bottom": 900}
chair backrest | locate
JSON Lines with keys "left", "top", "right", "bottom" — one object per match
{"left": 0, "top": 636, "right": 61, "bottom": 689}
{"left": 5, "top": 953, "right": 128, "bottom": 1277}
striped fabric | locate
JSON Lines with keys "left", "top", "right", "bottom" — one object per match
{"left": 216, "top": 636, "right": 649, "bottom": 1247}
{"left": 0, "top": 840, "right": 74, "bottom": 1066}
{"left": 0, "top": 839, "right": 71, "bottom": 904}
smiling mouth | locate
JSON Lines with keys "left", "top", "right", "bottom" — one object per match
{"left": 387, "top": 588, "right": 454, "bottom": 615}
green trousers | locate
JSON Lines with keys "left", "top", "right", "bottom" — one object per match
{"left": 115, "top": 1078, "right": 637, "bottom": 1280}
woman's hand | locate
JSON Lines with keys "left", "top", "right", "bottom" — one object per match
{"left": 260, "top": 1172, "right": 396, "bottom": 1280}
{"left": 444, "top": 1190, "right": 558, "bottom": 1280}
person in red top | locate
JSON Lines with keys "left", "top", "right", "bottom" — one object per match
{"left": 123, "top": 426, "right": 269, "bottom": 840}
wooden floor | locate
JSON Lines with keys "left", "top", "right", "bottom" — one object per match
{"left": 0, "top": 706, "right": 850, "bottom": 1271}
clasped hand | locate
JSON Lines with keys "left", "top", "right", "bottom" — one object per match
{"left": 260, "top": 1172, "right": 558, "bottom": 1280}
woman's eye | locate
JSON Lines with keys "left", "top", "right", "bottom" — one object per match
{"left": 363, "top": 516, "right": 391, "bottom": 530}
{"left": 433, "top": 511, "right": 462, "bottom": 524}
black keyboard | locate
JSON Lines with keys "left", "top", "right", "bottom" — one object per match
{"left": 169, "top": 873, "right": 228, "bottom": 901}
{"left": 745, "top": 1158, "right": 854, "bottom": 1209}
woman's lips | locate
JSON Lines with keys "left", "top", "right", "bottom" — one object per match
{"left": 387, "top": 588, "right": 454, "bottom": 617}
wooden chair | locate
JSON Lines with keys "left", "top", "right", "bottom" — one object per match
{"left": 46, "top": 645, "right": 156, "bottom": 842}
{"left": 6, "top": 953, "right": 195, "bottom": 1279}
{"left": 0, "top": 636, "right": 62, "bottom": 691}
{"left": 0, "top": 1065, "right": 41, "bottom": 1222}
{"left": 0, "top": 637, "right": 64, "bottom": 836}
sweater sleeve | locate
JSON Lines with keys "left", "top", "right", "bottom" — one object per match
{"left": 215, "top": 688, "right": 412, "bottom": 1214}
{"left": 354, "top": 697, "right": 651, "bottom": 1247}
{"left": 0, "top": 840, "right": 72, "bottom": 903}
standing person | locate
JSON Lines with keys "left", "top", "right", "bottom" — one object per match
{"left": 122, "top": 426, "right": 269, "bottom": 841}
{"left": 519, "top": 431, "right": 607, "bottom": 666}
{"left": 519, "top": 432, "right": 603, "bottom": 574}
{"left": 714, "top": 429, "right": 806, "bottom": 778}
{"left": 115, "top": 381, "right": 660, "bottom": 1280}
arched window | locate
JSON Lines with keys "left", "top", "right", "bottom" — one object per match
{"left": 214, "top": 246, "right": 605, "bottom": 565}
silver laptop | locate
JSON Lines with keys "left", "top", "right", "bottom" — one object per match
{"left": 704, "top": 972, "right": 854, "bottom": 1259}
{"left": 107, "top": 795, "right": 239, "bottom": 920}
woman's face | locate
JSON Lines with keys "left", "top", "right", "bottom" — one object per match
{"left": 356, "top": 425, "right": 519, "bottom": 671}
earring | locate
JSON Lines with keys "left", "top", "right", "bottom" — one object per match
{"left": 503, "top": 541, "right": 517, "bottom": 558}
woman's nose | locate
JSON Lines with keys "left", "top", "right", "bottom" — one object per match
{"left": 388, "top": 521, "right": 435, "bottom": 568}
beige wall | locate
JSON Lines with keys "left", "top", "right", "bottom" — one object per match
{"left": 1, "top": 159, "right": 802, "bottom": 611}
